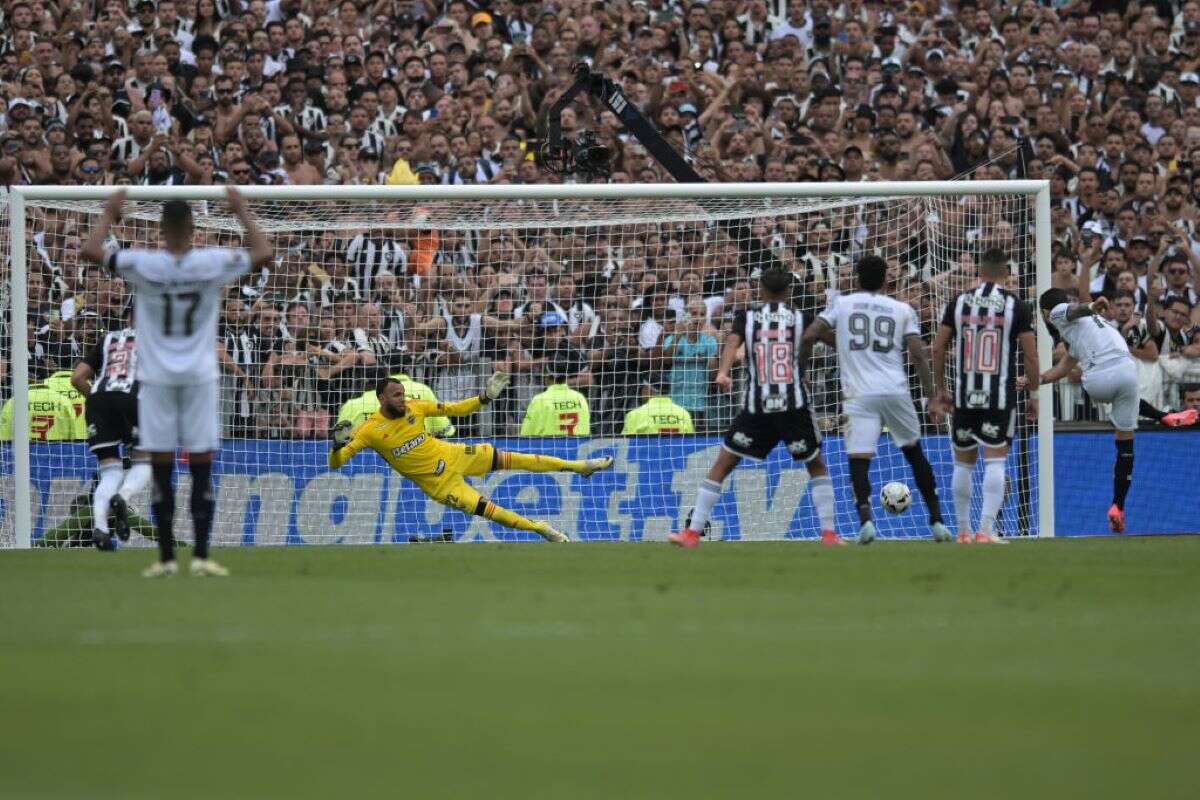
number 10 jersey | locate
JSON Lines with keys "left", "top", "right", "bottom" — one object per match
{"left": 819, "top": 291, "right": 921, "bottom": 401}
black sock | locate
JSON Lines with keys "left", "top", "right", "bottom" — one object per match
{"left": 189, "top": 460, "right": 215, "bottom": 560}
{"left": 1139, "top": 399, "right": 1166, "bottom": 422}
{"left": 1113, "top": 438, "right": 1134, "bottom": 511}
{"left": 151, "top": 461, "right": 176, "bottom": 563}
{"left": 902, "top": 443, "right": 944, "bottom": 525}
{"left": 849, "top": 458, "right": 873, "bottom": 523}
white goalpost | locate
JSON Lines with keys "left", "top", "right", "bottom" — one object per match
{"left": 1, "top": 181, "right": 1054, "bottom": 548}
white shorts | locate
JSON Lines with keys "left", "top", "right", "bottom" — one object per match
{"left": 1083, "top": 359, "right": 1140, "bottom": 432}
{"left": 844, "top": 394, "right": 922, "bottom": 455}
{"left": 138, "top": 381, "right": 221, "bottom": 452}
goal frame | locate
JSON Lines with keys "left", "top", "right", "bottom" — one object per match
{"left": 5, "top": 180, "right": 1055, "bottom": 547}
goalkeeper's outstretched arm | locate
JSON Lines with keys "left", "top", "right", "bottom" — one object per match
{"left": 425, "top": 371, "right": 512, "bottom": 418}
{"left": 328, "top": 421, "right": 367, "bottom": 469}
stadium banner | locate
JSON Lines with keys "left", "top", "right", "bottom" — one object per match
{"left": 2, "top": 433, "right": 1196, "bottom": 543}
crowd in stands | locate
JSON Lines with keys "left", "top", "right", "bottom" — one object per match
{"left": 4, "top": 0, "right": 1200, "bottom": 439}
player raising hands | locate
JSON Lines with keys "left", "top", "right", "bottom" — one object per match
{"left": 328, "top": 371, "right": 613, "bottom": 541}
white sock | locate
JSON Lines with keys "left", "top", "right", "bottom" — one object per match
{"left": 690, "top": 479, "right": 723, "bottom": 531}
{"left": 809, "top": 474, "right": 836, "bottom": 532}
{"left": 952, "top": 462, "right": 973, "bottom": 534}
{"left": 93, "top": 462, "right": 124, "bottom": 533}
{"left": 980, "top": 459, "right": 1006, "bottom": 535}
{"left": 119, "top": 461, "right": 152, "bottom": 501}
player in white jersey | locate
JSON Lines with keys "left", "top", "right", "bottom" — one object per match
{"left": 802, "top": 255, "right": 952, "bottom": 544}
{"left": 82, "top": 188, "right": 272, "bottom": 576}
{"left": 1038, "top": 287, "right": 1145, "bottom": 533}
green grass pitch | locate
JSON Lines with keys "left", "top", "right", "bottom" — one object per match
{"left": 1, "top": 538, "right": 1197, "bottom": 799}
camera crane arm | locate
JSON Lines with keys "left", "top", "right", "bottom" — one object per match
{"left": 540, "top": 62, "right": 779, "bottom": 276}
{"left": 542, "top": 62, "right": 705, "bottom": 183}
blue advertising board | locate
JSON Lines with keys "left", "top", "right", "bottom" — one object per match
{"left": 1, "top": 432, "right": 1196, "bottom": 543}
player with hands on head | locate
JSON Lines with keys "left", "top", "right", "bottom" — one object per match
{"left": 928, "top": 248, "right": 1039, "bottom": 544}
{"left": 329, "top": 368, "right": 613, "bottom": 542}
{"left": 81, "top": 186, "right": 273, "bottom": 576}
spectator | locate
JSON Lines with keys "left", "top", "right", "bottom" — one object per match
{"left": 663, "top": 299, "right": 718, "bottom": 433}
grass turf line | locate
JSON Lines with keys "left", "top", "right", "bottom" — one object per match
{"left": 0, "top": 538, "right": 1197, "bottom": 800}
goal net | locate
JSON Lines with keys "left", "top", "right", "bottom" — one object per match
{"left": 0, "top": 183, "right": 1052, "bottom": 548}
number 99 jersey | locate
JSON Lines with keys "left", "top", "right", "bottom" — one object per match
{"left": 818, "top": 291, "right": 921, "bottom": 401}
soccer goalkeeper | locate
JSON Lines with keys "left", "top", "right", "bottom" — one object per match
{"left": 328, "top": 371, "right": 613, "bottom": 541}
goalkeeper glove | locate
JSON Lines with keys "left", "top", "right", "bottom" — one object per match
{"left": 331, "top": 419, "right": 354, "bottom": 450}
{"left": 482, "top": 370, "right": 511, "bottom": 402}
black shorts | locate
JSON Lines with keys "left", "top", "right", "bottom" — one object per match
{"left": 723, "top": 408, "right": 822, "bottom": 462}
{"left": 85, "top": 391, "right": 139, "bottom": 453}
{"left": 951, "top": 407, "right": 1015, "bottom": 450}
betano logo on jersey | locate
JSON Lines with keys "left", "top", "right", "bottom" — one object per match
{"left": 390, "top": 433, "right": 427, "bottom": 457}
{"left": 755, "top": 309, "right": 796, "bottom": 325}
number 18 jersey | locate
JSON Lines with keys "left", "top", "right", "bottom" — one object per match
{"left": 733, "top": 302, "right": 809, "bottom": 414}
{"left": 819, "top": 291, "right": 920, "bottom": 400}
{"left": 110, "top": 247, "right": 251, "bottom": 386}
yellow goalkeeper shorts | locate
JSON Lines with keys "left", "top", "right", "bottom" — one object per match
{"left": 412, "top": 443, "right": 495, "bottom": 514}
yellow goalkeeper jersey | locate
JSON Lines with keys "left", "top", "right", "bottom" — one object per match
{"left": 621, "top": 396, "right": 695, "bottom": 435}
{"left": 0, "top": 385, "right": 79, "bottom": 441}
{"left": 329, "top": 396, "right": 482, "bottom": 479}
{"left": 336, "top": 374, "right": 455, "bottom": 437}
{"left": 520, "top": 383, "right": 590, "bottom": 436}
{"left": 43, "top": 370, "right": 87, "bottom": 439}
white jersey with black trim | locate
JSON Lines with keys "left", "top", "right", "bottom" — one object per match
{"left": 1048, "top": 303, "right": 1132, "bottom": 371}
{"left": 111, "top": 247, "right": 252, "bottom": 386}
{"left": 819, "top": 291, "right": 920, "bottom": 400}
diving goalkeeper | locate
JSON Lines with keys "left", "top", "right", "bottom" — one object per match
{"left": 328, "top": 371, "right": 613, "bottom": 541}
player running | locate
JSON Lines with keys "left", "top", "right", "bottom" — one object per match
{"left": 328, "top": 373, "right": 613, "bottom": 541}
{"left": 928, "top": 248, "right": 1040, "bottom": 544}
{"left": 82, "top": 187, "right": 273, "bottom": 577}
{"left": 669, "top": 263, "right": 841, "bottom": 548}
{"left": 71, "top": 323, "right": 153, "bottom": 551}
{"left": 801, "top": 255, "right": 952, "bottom": 544}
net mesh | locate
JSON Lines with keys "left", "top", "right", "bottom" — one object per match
{"left": 1, "top": 189, "right": 1042, "bottom": 546}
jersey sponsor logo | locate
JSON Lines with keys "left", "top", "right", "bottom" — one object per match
{"left": 755, "top": 309, "right": 795, "bottom": 325}
{"left": 981, "top": 422, "right": 1000, "bottom": 438}
{"left": 763, "top": 396, "right": 786, "bottom": 411}
{"left": 552, "top": 400, "right": 581, "bottom": 410}
{"left": 434, "top": 459, "right": 446, "bottom": 476}
{"left": 390, "top": 432, "right": 427, "bottom": 457}
{"left": 650, "top": 414, "right": 685, "bottom": 425}
{"left": 966, "top": 391, "right": 989, "bottom": 408}
{"left": 787, "top": 440, "right": 808, "bottom": 456}
{"left": 970, "top": 293, "right": 1009, "bottom": 313}
{"left": 732, "top": 432, "right": 754, "bottom": 447}
{"left": 955, "top": 427, "right": 974, "bottom": 443}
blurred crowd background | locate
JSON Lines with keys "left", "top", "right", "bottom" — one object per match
{"left": 4, "top": 0, "right": 1200, "bottom": 439}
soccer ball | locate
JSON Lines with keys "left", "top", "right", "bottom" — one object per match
{"left": 880, "top": 481, "right": 912, "bottom": 514}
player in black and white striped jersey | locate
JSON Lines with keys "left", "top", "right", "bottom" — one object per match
{"left": 71, "top": 324, "right": 152, "bottom": 551}
{"left": 930, "top": 248, "right": 1040, "bottom": 544}
{"left": 669, "top": 264, "right": 841, "bottom": 548}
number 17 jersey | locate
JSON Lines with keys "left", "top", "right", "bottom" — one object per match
{"left": 110, "top": 247, "right": 252, "bottom": 386}
{"left": 819, "top": 291, "right": 920, "bottom": 400}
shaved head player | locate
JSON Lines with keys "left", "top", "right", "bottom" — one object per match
{"left": 83, "top": 188, "right": 273, "bottom": 576}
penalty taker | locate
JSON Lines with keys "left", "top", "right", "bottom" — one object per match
{"left": 328, "top": 372, "right": 613, "bottom": 541}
